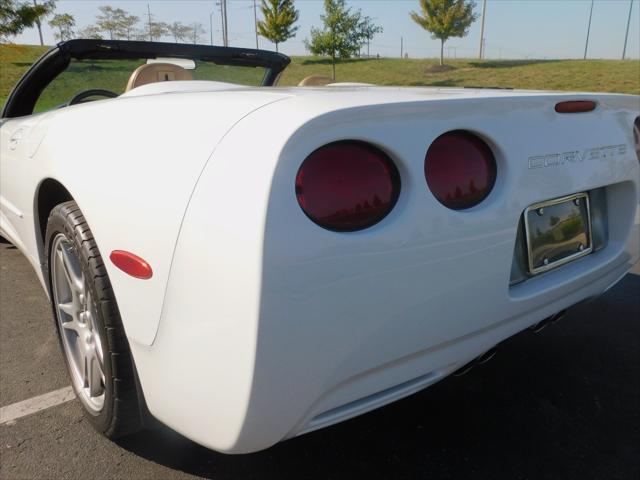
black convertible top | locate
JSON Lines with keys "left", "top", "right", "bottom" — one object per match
{"left": 2, "top": 39, "right": 291, "bottom": 118}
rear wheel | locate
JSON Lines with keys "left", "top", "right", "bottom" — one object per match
{"left": 45, "top": 201, "right": 141, "bottom": 437}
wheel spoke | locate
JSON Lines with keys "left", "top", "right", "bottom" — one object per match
{"left": 86, "top": 347, "right": 104, "bottom": 397}
{"left": 84, "top": 302, "right": 94, "bottom": 328}
{"left": 59, "top": 244, "right": 84, "bottom": 296}
{"left": 58, "top": 301, "right": 75, "bottom": 317}
{"left": 85, "top": 308, "right": 104, "bottom": 363}
{"left": 61, "top": 319, "right": 82, "bottom": 334}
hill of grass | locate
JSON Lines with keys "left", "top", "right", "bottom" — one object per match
{"left": 1, "top": 44, "right": 638, "bottom": 111}
{"left": 0, "top": 44, "right": 49, "bottom": 105}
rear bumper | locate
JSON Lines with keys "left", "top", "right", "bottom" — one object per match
{"left": 289, "top": 254, "right": 633, "bottom": 440}
{"left": 129, "top": 185, "right": 638, "bottom": 453}
{"left": 130, "top": 248, "right": 635, "bottom": 454}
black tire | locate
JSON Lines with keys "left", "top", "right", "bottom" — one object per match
{"left": 44, "top": 201, "right": 142, "bottom": 438}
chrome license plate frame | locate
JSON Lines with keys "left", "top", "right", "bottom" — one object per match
{"left": 524, "top": 193, "right": 593, "bottom": 275}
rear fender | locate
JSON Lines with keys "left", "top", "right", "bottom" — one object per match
{"left": 31, "top": 91, "right": 289, "bottom": 346}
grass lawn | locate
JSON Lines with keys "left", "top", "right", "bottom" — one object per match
{"left": 280, "top": 56, "right": 640, "bottom": 94}
{"left": 1, "top": 44, "right": 638, "bottom": 111}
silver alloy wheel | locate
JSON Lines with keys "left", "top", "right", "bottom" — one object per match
{"left": 51, "top": 233, "right": 106, "bottom": 412}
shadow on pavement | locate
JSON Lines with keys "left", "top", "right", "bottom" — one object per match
{"left": 117, "top": 273, "right": 639, "bottom": 480}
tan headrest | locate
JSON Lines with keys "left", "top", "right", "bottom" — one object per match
{"left": 125, "top": 63, "right": 194, "bottom": 92}
{"left": 298, "top": 75, "right": 333, "bottom": 87}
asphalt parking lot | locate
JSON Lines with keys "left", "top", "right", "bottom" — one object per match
{"left": 1, "top": 239, "right": 638, "bottom": 480}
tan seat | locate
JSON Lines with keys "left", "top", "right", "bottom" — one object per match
{"left": 297, "top": 75, "right": 333, "bottom": 87}
{"left": 125, "top": 63, "right": 194, "bottom": 92}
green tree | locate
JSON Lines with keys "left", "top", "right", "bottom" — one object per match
{"left": 77, "top": 24, "right": 103, "bottom": 40}
{"left": 0, "top": 0, "right": 51, "bottom": 42}
{"left": 96, "top": 5, "right": 126, "bottom": 39}
{"left": 410, "top": 0, "right": 477, "bottom": 66}
{"left": 305, "top": 0, "right": 381, "bottom": 80}
{"left": 187, "top": 22, "right": 206, "bottom": 44}
{"left": 358, "top": 15, "right": 383, "bottom": 57}
{"left": 48, "top": 12, "right": 74, "bottom": 41}
{"left": 257, "top": 0, "right": 299, "bottom": 53}
{"left": 32, "top": 0, "right": 55, "bottom": 45}
{"left": 132, "top": 28, "right": 149, "bottom": 41}
{"left": 148, "top": 21, "right": 169, "bottom": 42}
{"left": 119, "top": 13, "right": 139, "bottom": 40}
{"left": 167, "top": 21, "right": 190, "bottom": 43}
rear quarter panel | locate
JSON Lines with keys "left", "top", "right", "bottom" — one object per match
{"left": 26, "top": 90, "right": 289, "bottom": 345}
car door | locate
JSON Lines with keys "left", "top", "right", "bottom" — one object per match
{"left": 0, "top": 113, "right": 49, "bottom": 259}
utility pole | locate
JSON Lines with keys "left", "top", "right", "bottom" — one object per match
{"left": 478, "top": 0, "right": 487, "bottom": 59}
{"left": 253, "top": 0, "right": 259, "bottom": 49}
{"left": 584, "top": 0, "right": 594, "bottom": 60}
{"left": 401, "top": 36, "right": 403, "bottom": 58}
{"left": 217, "top": 1, "right": 226, "bottom": 46}
{"left": 622, "top": 0, "right": 634, "bottom": 59}
{"left": 147, "top": 3, "right": 153, "bottom": 42}
{"left": 223, "top": 0, "right": 229, "bottom": 47}
{"left": 210, "top": 11, "right": 214, "bottom": 45}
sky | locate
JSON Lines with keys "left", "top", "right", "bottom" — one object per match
{"left": 13, "top": 0, "right": 640, "bottom": 60}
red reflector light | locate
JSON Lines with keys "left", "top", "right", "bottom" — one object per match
{"left": 110, "top": 250, "right": 153, "bottom": 279}
{"left": 295, "top": 141, "right": 400, "bottom": 231}
{"left": 424, "top": 131, "right": 496, "bottom": 210}
{"left": 555, "top": 100, "right": 596, "bottom": 113}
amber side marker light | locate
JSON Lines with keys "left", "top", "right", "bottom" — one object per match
{"left": 555, "top": 100, "right": 596, "bottom": 114}
{"left": 110, "top": 250, "right": 153, "bottom": 279}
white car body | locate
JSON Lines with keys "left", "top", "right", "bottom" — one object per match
{"left": 1, "top": 79, "right": 639, "bottom": 453}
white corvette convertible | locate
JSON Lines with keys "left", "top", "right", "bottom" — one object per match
{"left": 1, "top": 40, "right": 639, "bottom": 454}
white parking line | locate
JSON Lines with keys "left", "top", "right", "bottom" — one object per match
{"left": 0, "top": 386, "right": 75, "bottom": 425}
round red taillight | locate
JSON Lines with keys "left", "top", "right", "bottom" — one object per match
{"left": 295, "top": 141, "right": 400, "bottom": 232}
{"left": 424, "top": 131, "right": 496, "bottom": 210}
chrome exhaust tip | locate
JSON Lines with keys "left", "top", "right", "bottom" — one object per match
{"left": 529, "top": 309, "right": 567, "bottom": 333}
{"left": 550, "top": 309, "right": 567, "bottom": 323}
{"left": 476, "top": 347, "right": 498, "bottom": 365}
{"left": 453, "top": 347, "right": 498, "bottom": 376}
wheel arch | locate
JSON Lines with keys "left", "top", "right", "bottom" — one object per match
{"left": 34, "top": 177, "right": 74, "bottom": 273}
